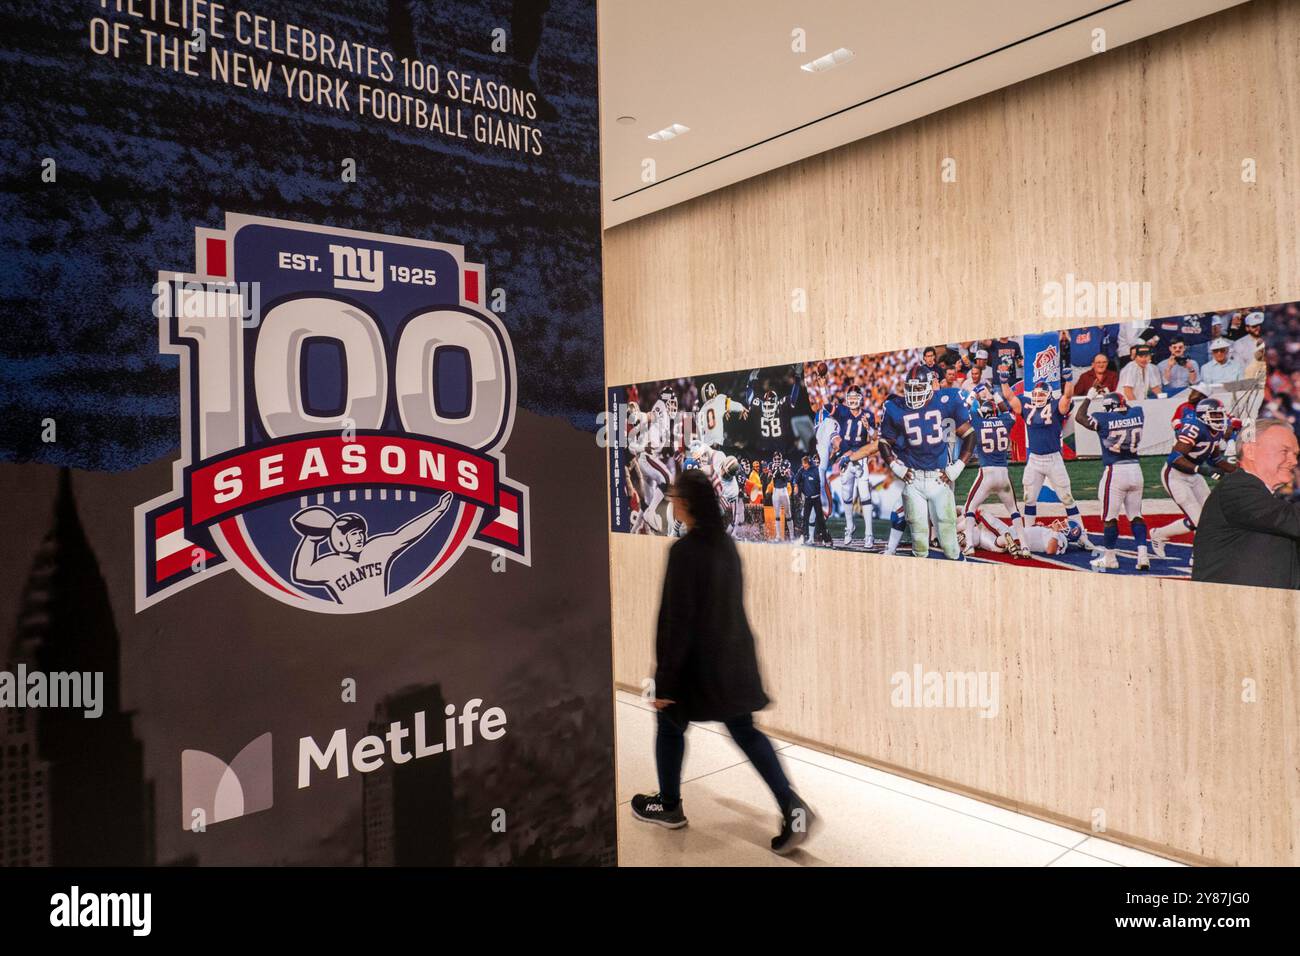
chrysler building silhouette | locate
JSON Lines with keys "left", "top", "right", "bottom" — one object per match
{"left": 1, "top": 470, "right": 154, "bottom": 865}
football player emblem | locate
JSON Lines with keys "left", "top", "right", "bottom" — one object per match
{"left": 135, "top": 213, "right": 529, "bottom": 614}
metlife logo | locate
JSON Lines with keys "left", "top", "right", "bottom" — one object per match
{"left": 299, "top": 697, "right": 507, "bottom": 787}
{"left": 181, "top": 698, "right": 507, "bottom": 832}
{"left": 182, "top": 733, "right": 274, "bottom": 831}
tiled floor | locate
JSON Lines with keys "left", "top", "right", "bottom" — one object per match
{"left": 614, "top": 691, "right": 1183, "bottom": 867}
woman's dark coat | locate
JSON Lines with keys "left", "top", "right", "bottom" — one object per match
{"left": 654, "top": 528, "right": 769, "bottom": 722}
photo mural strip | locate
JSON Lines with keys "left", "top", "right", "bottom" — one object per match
{"left": 609, "top": 303, "right": 1299, "bottom": 588}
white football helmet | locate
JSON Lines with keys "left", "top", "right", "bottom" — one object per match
{"left": 844, "top": 385, "right": 864, "bottom": 411}
{"left": 903, "top": 376, "right": 933, "bottom": 409}
{"left": 702, "top": 382, "right": 717, "bottom": 401}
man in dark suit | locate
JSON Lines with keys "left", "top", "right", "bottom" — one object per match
{"left": 1193, "top": 419, "right": 1300, "bottom": 589}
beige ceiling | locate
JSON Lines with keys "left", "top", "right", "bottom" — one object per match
{"left": 599, "top": 0, "right": 1249, "bottom": 228}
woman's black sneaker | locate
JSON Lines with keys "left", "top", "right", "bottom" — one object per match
{"left": 631, "top": 793, "right": 688, "bottom": 829}
{"left": 771, "top": 792, "right": 816, "bottom": 855}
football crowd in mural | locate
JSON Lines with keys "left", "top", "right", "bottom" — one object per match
{"left": 609, "top": 303, "right": 1300, "bottom": 580}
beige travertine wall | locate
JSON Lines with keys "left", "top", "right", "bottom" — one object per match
{"left": 603, "top": 0, "right": 1300, "bottom": 865}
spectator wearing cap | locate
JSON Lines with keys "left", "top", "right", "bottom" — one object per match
{"left": 1075, "top": 352, "right": 1119, "bottom": 395}
{"left": 1230, "top": 312, "right": 1266, "bottom": 368}
{"left": 1116, "top": 320, "right": 1151, "bottom": 369}
{"left": 1157, "top": 338, "right": 1199, "bottom": 393}
{"left": 1146, "top": 314, "right": 1214, "bottom": 366}
{"left": 1200, "top": 337, "right": 1245, "bottom": 385}
{"left": 972, "top": 348, "right": 991, "bottom": 373}
{"left": 1208, "top": 313, "right": 1227, "bottom": 344}
{"left": 1118, "top": 344, "right": 1163, "bottom": 401}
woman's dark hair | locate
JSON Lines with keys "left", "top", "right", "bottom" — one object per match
{"left": 673, "top": 469, "right": 725, "bottom": 535}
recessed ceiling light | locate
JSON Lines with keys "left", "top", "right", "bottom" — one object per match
{"left": 616, "top": 115, "right": 636, "bottom": 125}
{"left": 647, "top": 123, "right": 690, "bottom": 142}
{"left": 801, "top": 47, "right": 854, "bottom": 73}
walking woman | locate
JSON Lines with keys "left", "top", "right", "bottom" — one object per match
{"left": 632, "top": 469, "right": 817, "bottom": 854}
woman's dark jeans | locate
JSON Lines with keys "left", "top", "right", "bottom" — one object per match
{"left": 655, "top": 707, "right": 793, "bottom": 813}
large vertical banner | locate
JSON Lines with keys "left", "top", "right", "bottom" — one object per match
{"left": 0, "top": 0, "right": 614, "bottom": 865}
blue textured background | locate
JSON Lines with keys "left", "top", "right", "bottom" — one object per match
{"left": 0, "top": 0, "right": 602, "bottom": 470}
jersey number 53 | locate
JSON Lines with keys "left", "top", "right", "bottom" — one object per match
{"left": 903, "top": 410, "right": 944, "bottom": 445}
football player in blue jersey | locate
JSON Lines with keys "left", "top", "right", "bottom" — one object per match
{"left": 829, "top": 384, "right": 875, "bottom": 454}
{"left": 877, "top": 376, "right": 975, "bottom": 559}
{"left": 1149, "top": 396, "right": 1237, "bottom": 557}
{"left": 829, "top": 385, "right": 877, "bottom": 546}
{"left": 932, "top": 377, "right": 970, "bottom": 467}
{"left": 1001, "top": 367, "right": 1093, "bottom": 549}
{"left": 841, "top": 399, "right": 908, "bottom": 555}
{"left": 1074, "top": 391, "right": 1149, "bottom": 571}
{"left": 962, "top": 394, "right": 1028, "bottom": 557}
